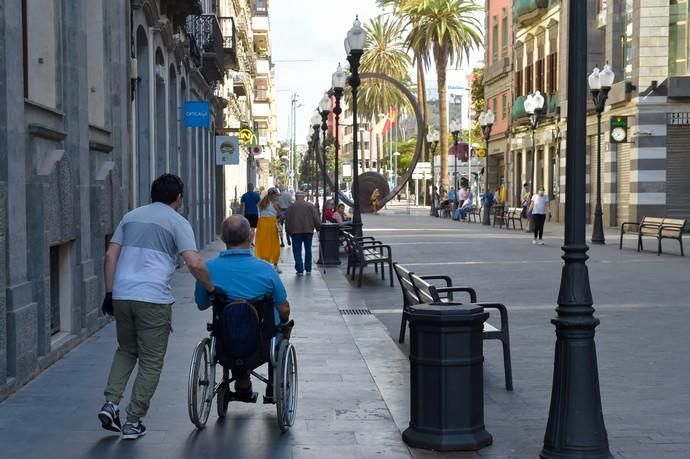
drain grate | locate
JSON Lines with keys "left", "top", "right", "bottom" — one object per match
{"left": 339, "top": 308, "right": 372, "bottom": 315}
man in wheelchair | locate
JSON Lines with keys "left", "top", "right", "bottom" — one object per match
{"left": 194, "top": 215, "right": 291, "bottom": 403}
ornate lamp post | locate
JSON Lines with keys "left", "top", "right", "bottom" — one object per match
{"left": 345, "top": 16, "right": 366, "bottom": 237}
{"left": 426, "top": 129, "right": 440, "bottom": 216}
{"left": 449, "top": 119, "right": 461, "bottom": 192}
{"left": 541, "top": 1, "right": 612, "bottom": 457}
{"left": 524, "top": 91, "right": 545, "bottom": 192}
{"left": 311, "top": 111, "right": 322, "bottom": 214}
{"left": 305, "top": 135, "right": 312, "bottom": 197}
{"left": 588, "top": 64, "right": 614, "bottom": 245}
{"left": 319, "top": 92, "right": 332, "bottom": 221}
{"left": 332, "top": 63, "right": 346, "bottom": 207}
{"left": 479, "top": 109, "right": 495, "bottom": 226}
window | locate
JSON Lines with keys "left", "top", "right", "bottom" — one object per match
{"left": 502, "top": 94, "right": 507, "bottom": 119}
{"left": 501, "top": 12, "right": 509, "bottom": 58}
{"left": 492, "top": 17, "right": 499, "bottom": 63}
{"left": 612, "top": 0, "right": 633, "bottom": 82}
{"left": 49, "top": 242, "right": 73, "bottom": 341}
{"left": 23, "top": 0, "right": 58, "bottom": 107}
{"left": 525, "top": 64, "right": 533, "bottom": 94}
{"left": 536, "top": 59, "right": 544, "bottom": 92}
{"left": 87, "top": 0, "right": 106, "bottom": 126}
{"left": 492, "top": 98, "right": 498, "bottom": 117}
{"left": 669, "top": 0, "right": 690, "bottom": 76}
{"left": 547, "top": 53, "right": 558, "bottom": 93}
{"left": 515, "top": 69, "right": 523, "bottom": 96}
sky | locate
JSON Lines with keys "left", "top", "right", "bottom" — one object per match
{"left": 270, "top": 0, "right": 485, "bottom": 145}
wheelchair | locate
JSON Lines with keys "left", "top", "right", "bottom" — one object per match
{"left": 187, "top": 295, "right": 298, "bottom": 432}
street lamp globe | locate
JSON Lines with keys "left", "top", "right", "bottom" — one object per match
{"left": 332, "top": 63, "right": 347, "bottom": 89}
{"left": 311, "top": 111, "right": 321, "bottom": 127}
{"left": 319, "top": 92, "right": 332, "bottom": 113}
{"left": 485, "top": 108, "right": 495, "bottom": 126}
{"left": 588, "top": 66, "right": 601, "bottom": 91}
{"left": 600, "top": 63, "right": 615, "bottom": 88}
{"left": 345, "top": 16, "right": 366, "bottom": 53}
{"left": 426, "top": 131, "right": 434, "bottom": 143}
{"left": 533, "top": 91, "right": 545, "bottom": 111}
{"left": 449, "top": 119, "right": 461, "bottom": 134}
{"left": 431, "top": 131, "right": 440, "bottom": 142}
{"left": 393, "top": 151, "right": 400, "bottom": 157}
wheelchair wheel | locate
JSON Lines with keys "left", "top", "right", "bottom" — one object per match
{"left": 188, "top": 338, "right": 214, "bottom": 429}
{"left": 216, "top": 384, "right": 230, "bottom": 418}
{"left": 275, "top": 340, "right": 298, "bottom": 432}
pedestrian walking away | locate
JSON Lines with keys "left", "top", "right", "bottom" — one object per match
{"left": 285, "top": 191, "right": 321, "bottom": 275}
{"left": 255, "top": 188, "right": 282, "bottom": 272}
{"left": 277, "top": 185, "right": 294, "bottom": 247}
{"left": 528, "top": 186, "right": 551, "bottom": 245}
{"left": 99, "top": 174, "right": 215, "bottom": 440}
{"left": 241, "top": 183, "right": 261, "bottom": 244}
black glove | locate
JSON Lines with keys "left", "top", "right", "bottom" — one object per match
{"left": 101, "top": 292, "right": 113, "bottom": 316}
{"left": 208, "top": 286, "right": 230, "bottom": 307}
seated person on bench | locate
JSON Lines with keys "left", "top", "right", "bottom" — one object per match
{"left": 324, "top": 199, "right": 337, "bottom": 223}
{"left": 333, "top": 203, "right": 352, "bottom": 225}
{"left": 453, "top": 191, "right": 474, "bottom": 220}
{"left": 194, "top": 215, "right": 291, "bottom": 401}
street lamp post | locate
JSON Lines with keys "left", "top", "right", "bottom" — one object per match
{"left": 319, "top": 92, "right": 332, "bottom": 222}
{"left": 305, "top": 135, "right": 312, "bottom": 197}
{"left": 393, "top": 151, "right": 400, "bottom": 187}
{"left": 479, "top": 109, "right": 495, "bottom": 226}
{"left": 449, "top": 119, "right": 461, "bottom": 193}
{"left": 588, "top": 64, "right": 614, "bottom": 245}
{"left": 311, "top": 111, "right": 322, "bottom": 214}
{"left": 524, "top": 91, "right": 546, "bottom": 193}
{"left": 345, "top": 16, "right": 366, "bottom": 237}
{"left": 541, "top": 0, "right": 612, "bottom": 457}
{"left": 426, "top": 130, "right": 440, "bottom": 216}
{"left": 332, "top": 64, "right": 346, "bottom": 207}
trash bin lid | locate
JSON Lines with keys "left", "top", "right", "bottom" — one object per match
{"left": 408, "top": 303, "right": 487, "bottom": 322}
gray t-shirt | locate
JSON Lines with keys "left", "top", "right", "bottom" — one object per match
{"left": 111, "top": 202, "right": 197, "bottom": 304}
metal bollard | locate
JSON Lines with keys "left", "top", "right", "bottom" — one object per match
{"left": 402, "top": 303, "right": 493, "bottom": 451}
{"left": 316, "top": 222, "right": 341, "bottom": 266}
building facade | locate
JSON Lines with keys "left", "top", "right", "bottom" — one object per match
{"left": 484, "top": 0, "right": 512, "bottom": 196}
{"left": 508, "top": 0, "right": 690, "bottom": 226}
{"left": 0, "top": 0, "right": 227, "bottom": 399}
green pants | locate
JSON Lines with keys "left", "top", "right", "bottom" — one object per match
{"left": 104, "top": 300, "right": 172, "bottom": 422}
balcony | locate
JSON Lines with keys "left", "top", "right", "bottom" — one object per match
{"left": 218, "top": 17, "right": 239, "bottom": 71}
{"left": 253, "top": 101, "right": 270, "bottom": 118}
{"left": 254, "top": 88, "right": 269, "bottom": 102}
{"left": 252, "top": 15, "right": 269, "bottom": 32}
{"left": 511, "top": 96, "right": 527, "bottom": 121}
{"left": 231, "top": 71, "right": 251, "bottom": 96}
{"left": 513, "top": 0, "right": 550, "bottom": 27}
{"left": 186, "top": 14, "right": 225, "bottom": 82}
{"left": 511, "top": 93, "right": 559, "bottom": 122}
{"left": 485, "top": 55, "right": 512, "bottom": 83}
{"left": 253, "top": 0, "right": 268, "bottom": 17}
{"left": 158, "top": 0, "right": 202, "bottom": 28}
{"left": 256, "top": 57, "right": 270, "bottom": 75}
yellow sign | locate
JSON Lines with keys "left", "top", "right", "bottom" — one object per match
{"left": 476, "top": 148, "right": 487, "bottom": 158}
{"left": 238, "top": 128, "right": 256, "bottom": 144}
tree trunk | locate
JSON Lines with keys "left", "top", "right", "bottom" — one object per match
{"left": 437, "top": 53, "right": 449, "bottom": 191}
{"left": 415, "top": 57, "right": 427, "bottom": 160}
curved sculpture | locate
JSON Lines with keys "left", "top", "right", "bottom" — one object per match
{"left": 318, "top": 72, "right": 425, "bottom": 211}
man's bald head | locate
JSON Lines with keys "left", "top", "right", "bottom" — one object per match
{"left": 221, "top": 215, "right": 251, "bottom": 248}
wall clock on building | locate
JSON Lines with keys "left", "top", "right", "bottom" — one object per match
{"left": 611, "top": 126, "right": 627, "bottom": 143}
{"left": 610, "top": 116, "right": 628, "bottom": 143}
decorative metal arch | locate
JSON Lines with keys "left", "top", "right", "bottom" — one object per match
{"left": 317, "top": 72, "right": 425, "bottom": 209}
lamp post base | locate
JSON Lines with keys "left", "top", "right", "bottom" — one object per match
{"left": 591, "top": 210, "right": 605, "bottom": 245}
{"left": 482, "top": 206, "right": 491, "bottom": 226}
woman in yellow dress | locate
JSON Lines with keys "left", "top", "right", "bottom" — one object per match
{"left": 254, "top": 188, "right": 282, "bottom": 272}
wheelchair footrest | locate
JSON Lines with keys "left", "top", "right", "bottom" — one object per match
{"left": 228, "top": 390, "right": 258, "bottom": 404}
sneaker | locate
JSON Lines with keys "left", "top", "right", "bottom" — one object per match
{"left": 121, "top": 421, "right": 147, "bottom": 440}
{"left": 296, "top": 271, "right": 304, "bottom": 276}
{"left": 532, "top": 239, "right": 537, "bottom": 245}
{"left": 538, "top": 240, "right": 545, "bottom": 245}
{"left": 98, "top": 401, "right": 122, "bottom": 433}
{"left": 305, "top": 270, "right": 312, "bottom": 275}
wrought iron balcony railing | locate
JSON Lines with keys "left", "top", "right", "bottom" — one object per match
{"left": 219, "top": 16, "right": 239, "bottom": 71}
{"left": 186, "top": 13, "right": 225, "bottom": 82}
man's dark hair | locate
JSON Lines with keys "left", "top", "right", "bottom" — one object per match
{"left": 221, "top": 215, "right": 251, "bottom": 247}
{"left": 247, "top": 183, "right": 254, "bottom": 191}
{"left": 151, "top": 174, "right": 184, "bottom": 204}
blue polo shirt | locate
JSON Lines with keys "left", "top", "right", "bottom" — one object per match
{"left": 241, "top": 191, "right": 261, "bottom": 215}
{"left": 194, "top": 249, "right": 288, "bottom": 314}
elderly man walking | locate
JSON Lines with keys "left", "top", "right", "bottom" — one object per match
{"left": 285, "top": 191, "right": 320, "bottom": 275}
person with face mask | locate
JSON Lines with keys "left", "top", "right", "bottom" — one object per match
{"left": 528, "top": 186, "right": 551, "bottom": 245}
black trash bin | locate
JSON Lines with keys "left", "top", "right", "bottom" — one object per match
{"left": 316, "top": 222, "right": 341, "bottom": 266}
{"left": 402, "top": 303, "right": 492, "bottom": 451}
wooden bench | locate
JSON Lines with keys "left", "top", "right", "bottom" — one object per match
{"left": 620, "top": 217, "right": 686, "bottom": 256}
{"left": 343, "top": 232, "right": 394, "bottom": 287}
{"left": 393, "top": 263, "right": 513, "bottom": 391}
{"left": 468, "top": 205, "right": 481, "bottom": 222}
{"left": 504, "top": 207, "right": 524, "bottom": 230}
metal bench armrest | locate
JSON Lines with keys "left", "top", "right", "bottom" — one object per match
{"left": 435, "top": 286, "right": 477, "bottom": 303}
{"left": 419, "top": 275, "right": 452, "bottom": 288}
{"left": 475, "top": 302, "right": 509, "bottom": 332}
{"left": 620, "top": 221, "right": 641, "bottom": 233}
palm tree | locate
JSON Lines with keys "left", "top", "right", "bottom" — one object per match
{"left": 357, "top": 15, "right": 412, "bottom": 121}
{"left": 376, "top": 0, "right": 429, "bottom": 160}
{"left": 402, "top": 0, "right": 482, "bottom": 190}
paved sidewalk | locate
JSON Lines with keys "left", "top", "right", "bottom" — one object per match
{"left": 0, "top": 241, "right": 411, "bottom": 459}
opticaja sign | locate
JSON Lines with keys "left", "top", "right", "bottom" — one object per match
{"left": 183, "top": 101, "right": 210, "bottom": 127}
{"left": 215, "top": 136, "right": 240, "bottom": 165}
